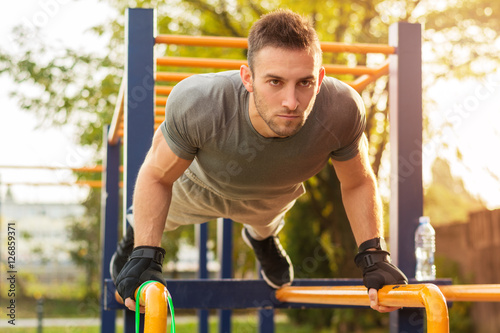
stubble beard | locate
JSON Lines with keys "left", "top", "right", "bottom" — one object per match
{"left": 253, "top": 88, "right": 315, "bottom": 138}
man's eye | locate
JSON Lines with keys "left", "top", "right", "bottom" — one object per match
{"left": 299, "top": 81, "right": 312, "bottom": 87}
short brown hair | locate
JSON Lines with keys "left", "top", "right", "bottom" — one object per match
{"left": 247, "top": 9, "right": 322, "bottom": 71}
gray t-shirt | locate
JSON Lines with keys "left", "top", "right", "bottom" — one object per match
{"left": 161, "top": 70, "right": 365, "bottom": 201}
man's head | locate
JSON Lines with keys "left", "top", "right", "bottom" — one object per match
{"left": 247, "top": 9, "right": 322, "bottom": 72}
{"left": 241, "top": 10, "right": 325, "bottom": 138}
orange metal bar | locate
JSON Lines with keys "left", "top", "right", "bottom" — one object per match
{"left": 320, "top": 41, "right": 395, "bottom": 54}
{"left": 155, "top": 35, "right": 248, "bottom": 48}
{"left": 155, "top": 97, "right": 168, "bottom": 106}
{"left": 155, "top": 71, "right": 378, "bottom": 94}
{"left": 2, "top": 180, "right": 124, "bottom": 188}
{"left": 155, "top": 96, "right": 167, "bottom": 106}
{"left": 157, "top": 56, "right": 380, "bottom": 76}
{"left": 155, "top": 72, "right": 192, "bottom": 82}
{"left": 350, "top": 61, "right": 389, "bottom": 92}
{"left": 0, "top": 165, "right": 123, "bottom": 173}
{"left": 439, "top": 284, "right": 500, "bottom": 302}
{"left": 324, "top": 64, "right": 378, "bottom": 76}
{"left": 135, "top": 282, "right": 170, "bottom": 333}
{"left": 155, "top": 34, "right": 396, "bottom": 54}
{"left": 109, "top": 78, "right": 126, "bottom": 145}
{"left": 155, "top": 86, "right": 174, "bottom": 95}
{"left": 115, "top": 282, "right": 170, "bottom": 333}
{"left": 157, "top": 56, "right": 246, "bottom": 69}
{"left": 0, "top": 165, "right": 102, "bottom": 172}
{"left": 276, "top": 284, "right": 449, "bottom": 333}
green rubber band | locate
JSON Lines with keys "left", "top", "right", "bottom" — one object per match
{"left": 135, "top": 281, "right": 176, "bottom": 333}
{"left": 168, "top": 295, "right": 176, "bottom": 333}
{"left": 136, "top": 281, "right": 155, "bottom": 333}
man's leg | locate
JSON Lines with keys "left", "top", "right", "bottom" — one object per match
{"left": 241, "top": 219, "right": 294, "bottom": 289}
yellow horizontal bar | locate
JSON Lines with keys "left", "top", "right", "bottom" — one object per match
{"left": 0, "top": 165, "right": 124, "bottom": 173}
{"left": 155, "top": 35, "right": 396, "bottom": 54}
{"left": 439, "top": 284, "right": 500, "bottom": 302}
{"left": 157, "top": 57, "right": 246, "bottom": 69}
{"left": 0, "top": 165, "right": 101, "bottom": 172}
{"left": 156, "top": 35, "right": 248, "bottom": 48}
{"left": 157, "top": 56, "right": 379, "bottom": 76}
{"left": 155, "top": 97, "right": 168, "bottom": 106}
{"left": 2, "top": 180, "right": 123, "bottom": 188}
{"left": 320, "top": 41, "right": 395, "bottom": 54}
{"left": 276, "top": 284, "right": 449, "bottom": 333}
{"left": 155, "top": 86, "right": 174, "bottom": 95}
{"left": 155, "top": 72, "right": 192, "bottom": 82}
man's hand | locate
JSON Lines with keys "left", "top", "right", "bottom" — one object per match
{"left": 115, "top": 246, "right": 166, "bottom": 312}
{"left": 355, "top": 248, "right": 408, "bottom": 312}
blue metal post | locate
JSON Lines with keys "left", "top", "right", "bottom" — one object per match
{"left": 218, "top": 218, "right": 233, "bottom": 333}
{"left": 123, "top": 8, "right": 156, "bottom": 333}
{"left": 196, "top": 223, "right": 210, "bottom": 333}
{"left": 258, "top": 269, "right": 274, "bottom": 333}
{"left": 258, "top": 301, "right": 275, "bottom": 332}
{"left": 100, "top": 127, "right": 119, "bottom": 333}
{"left": 389, "top": 22, "right": 424, "bottom": 333}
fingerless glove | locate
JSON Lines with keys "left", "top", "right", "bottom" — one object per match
{"left": 115, "top": 246, "right": 166, "bottom": 301}
{"left": 355, "top": 238, "right": 408, "bottom": 290}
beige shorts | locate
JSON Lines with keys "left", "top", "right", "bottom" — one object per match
{"left": 145, "top": 173, "right": 298, "bottom": 240}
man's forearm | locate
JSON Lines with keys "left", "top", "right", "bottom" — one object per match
{"left": 341, "top": 177, "right": 383, "bottom": 246}
{"left": 132, "top": 167, "right": 173, "bottom": 247}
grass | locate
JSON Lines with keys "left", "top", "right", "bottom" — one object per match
{"left": 0, "top": 318, "right": 387, "bottom": 333}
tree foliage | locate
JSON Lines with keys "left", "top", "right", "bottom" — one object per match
{"left": 1, "top": 0, "right": 499, "bottom": 329}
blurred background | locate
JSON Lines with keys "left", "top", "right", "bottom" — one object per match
{"left": 0, "top": 0, "right": 499, "bottom": 332}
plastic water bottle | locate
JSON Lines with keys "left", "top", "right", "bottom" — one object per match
{"left": 415, "top": 216, "right": 436, "bottom": 281}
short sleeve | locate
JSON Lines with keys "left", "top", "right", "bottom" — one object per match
{"left": 160, "top": 81, "right": 201, "bottom": 160}
{"left": 329, "top": 84, "right": 367, "bottom": 161}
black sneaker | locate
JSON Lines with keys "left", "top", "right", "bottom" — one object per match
{"left": 242, "top": 227, "right": 294, "bottom": 289}
{"left": 110, "top": 225, "right": 135, "bottom": 284}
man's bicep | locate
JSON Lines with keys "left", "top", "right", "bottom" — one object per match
{"left": 143, "top": 128, "right": 192, "bottom": 185}
{"left": 331, "top": 135, "right": 373, "bottom": 189}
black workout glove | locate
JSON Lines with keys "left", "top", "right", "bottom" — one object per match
{"left": 354, "top": 239, "right": 408, "bottom": 290}
{"left": 115, "top": 246, "right": 166, "bottom": 301}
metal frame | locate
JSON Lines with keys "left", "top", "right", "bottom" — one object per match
{"left": 389, "top": 22, "right": 424, "bottom": 332}
{"left": 100, "top": 8, "right": 426, "bottom": 333}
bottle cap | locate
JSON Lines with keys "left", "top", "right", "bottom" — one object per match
{"left": 419, "top": 216, "right": 430, "bottom": 224}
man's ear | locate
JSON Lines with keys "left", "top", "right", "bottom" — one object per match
{"left": 240, "top": 65, "right": 254, "bottom": 93}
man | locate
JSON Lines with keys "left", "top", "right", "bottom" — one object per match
{"left": 113, "top": 9, "right": 407, "bottom": 313}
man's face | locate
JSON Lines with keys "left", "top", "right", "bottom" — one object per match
{"left": 242, "top": 46, "right": 325, "bottom": 138}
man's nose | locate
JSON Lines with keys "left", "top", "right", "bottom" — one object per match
{"left": 282, "top": 86, "right": 299, "bottom": 111}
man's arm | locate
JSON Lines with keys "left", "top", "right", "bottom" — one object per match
{"left": 330, "top": 135, "right": 382, "bottom": 246}
{"left": 132, "top": 128, "right": 192, "bottom": 247}
{"left": 117, "top": 127, "right": 192, "bottom": 311}
{"left": 331, "top": 134, "right": 407, "bottom": 313}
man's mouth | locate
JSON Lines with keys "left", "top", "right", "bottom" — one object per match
{"left": 277, "top": 114, "right": 299, "bottom": 119}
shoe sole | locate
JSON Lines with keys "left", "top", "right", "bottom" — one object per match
{"left": 241, "top": 228, "right": 293, "bottom": 289}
